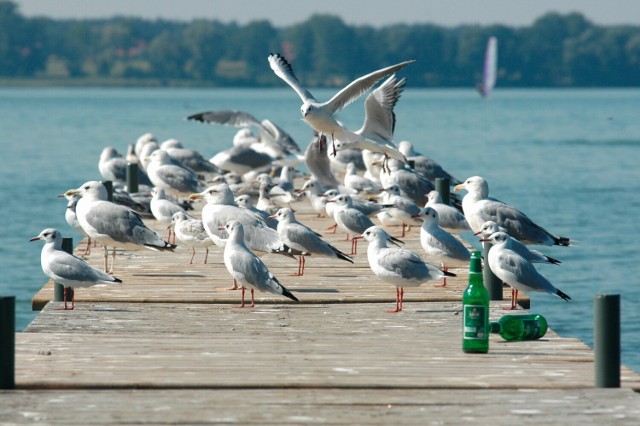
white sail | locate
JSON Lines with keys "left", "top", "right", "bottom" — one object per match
{"left": 478, "top": 36, "right": 498, "bottom": 98}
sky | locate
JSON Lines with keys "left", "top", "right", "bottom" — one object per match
{"left": 11, "top": 0, "right": 640, "bottom": 27}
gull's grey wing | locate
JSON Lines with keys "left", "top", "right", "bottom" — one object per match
{"left": 285, "top": 222, "right": 333, "bottom": 257}
{"left": 268, "top": 53, "right": 317, "bottom": 103}
{"left": 47, "top": 251, "right": 111, "bottom": 284}
{"left": 358, "top": 75, "right": 406, "bottom": 142}
{"left": 86, "top": 201, "right": 166, "bottom": 247}
{"left": 260, "top": 119, "right": 300, "bottom": 153}
{"left": 324, "top": 60, "right": 414, "bottom": 114}
{"left": 495, "top": 249, "right": 555, "bottom": 293}
{"left": 477, "top": 199, "right": 556, "bottom": 245}
{"left": 338, "top": 208, "right": 375, "bottom": 234}
{"left": 187, "top": 110, "right": 263, "bottom": 128}
{"left": 154, "top": 165, "right": 201, "bottom": 193}
{"left": 377, "top": 247, "right": 430, "bottom": 281}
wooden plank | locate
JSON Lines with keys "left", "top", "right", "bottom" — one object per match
{"left": 2, "top": 388, "right": 640, "bottom": 424}
{"left": 17, "top": 302, "right": 640, "bottom": 390}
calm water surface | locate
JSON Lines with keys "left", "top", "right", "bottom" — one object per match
{"left": 1, "top": 87, "right": 639, "bottom": 372}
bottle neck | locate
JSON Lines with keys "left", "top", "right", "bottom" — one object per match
{"left": 468, "top": 271, "right": 484, "bottom": 286}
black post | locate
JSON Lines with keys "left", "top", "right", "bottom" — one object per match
{"left": 0, "top": 296, "right": 15, "bottom": 389}
{"left": 102, "top": 180, "right": 113, "bottom": 202}
{"left": 594, "top": 293, "right": 620, "bottom": 388}
{"left": 435, "top": 178, "right": 450, "bottom": 206}
{"left": 126, "top": 162, "right": 139, "bottom": 194}
{"left": 482, "top": 242, "right": 503, "bottom": 300}
{"left": 55, "top": 238, "right": 74, "bottom": 301}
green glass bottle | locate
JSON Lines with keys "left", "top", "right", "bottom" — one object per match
{"left": 490, "top": 314, "right": 548, "bottom": 341}
{"left": 462, "top": 250, "right": 489, "bottom": 353}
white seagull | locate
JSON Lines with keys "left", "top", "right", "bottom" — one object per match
{"left": 272, "top": 207, "right": 353, "bottom": 276}
{"left": 424, "top": 190, "right": 470, "bottom": 232}
{"left": 475, "top": 221, "right": 561, "bottom": 265}
{"left": 30, "top": 228, "right": 122, "bottom": 310}
{"left": 480, "top": 231, "right": 570, "bottom": 310}
{"left": 414, "top": 207, "right": 470, "bottom": 286}
{"left": 145, "top": 149, "right": 203, "bottom": 196}
{"left": 65, "top": 181, "right": 175, "bottom": 273}
{"left": 221, "top": 220, "right": 299, "bottom": 307}
{"left": 150, "top": 187, "right": 186, "bottom": 243}
{"left": 171, "top": 211, "right": 214, "bottom": 264}
{"left": 359, "top": 226, "right": 454, "bottom": 313}
{"left": 268, "top": 52, "right": 414, "bottom": 151}
{"left": 454, "top": 176, "right": 570, "bottom": 246}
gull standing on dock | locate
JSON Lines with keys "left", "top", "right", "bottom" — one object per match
{"left": 30, "top": 228, "right": 122, "bottom": 310}
{"left": 454, "top": 176, "right": 571, "bottom": 246}
{"left": 65, "top": 181, "right": 175, "bottom": 273}
{"left": 58, "top": 193, "right": 92, "bottom": 255}
{"left": 359, "top": 226, "right": 454, "bottom": 313}
{"left": 414, "top": 207, "right": 470, "bottom": 286}
{"left": 145, "top": 149, "right": 204, "bottom": 196}
{"left": 424, "top": 190, "right": 469, "bottom": 232}
{"left": 480, "top": 232, "right": 570, "bottom": 310}
{"left": 171, "top": 211, "right": 214, "bottom": 264}
{"left": 150, "top": 187, "right": 186, "bottom": 243}
{"left": 376, "top": 184, "right": 422, "bottom": 237}
{"left": 272, "top": 207, "right": 353, "bottom": 276}
{"left": 476, "top": 221, "right": 561, "bottom": 265}
{"left": 268, "top": 52, "right": 414, "bottom": 152}
{"left": 222, "top": 220, "right": 299, "bottom": 307}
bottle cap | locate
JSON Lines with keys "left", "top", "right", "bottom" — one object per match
{"left": 469, "top": 250, "right": 482, "bottom": 274}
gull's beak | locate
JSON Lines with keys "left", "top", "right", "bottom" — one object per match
{"left": 473, "top": 230, "right": 483, "bottom": 236}
{"left": 268, "top": 214, "right": 277, "bottom": 219}
{"left": 353, "top": 235, "right": 364, "bottom": 240}
{"left": 370, "top": 160, "right": 383, "bottom": 166}
{"left": 57, "top": 193, "right": 66, "bottom": 198}
{"left": 64, "top": 189, "right": 81, "bottom": 197}
{"left": 29, "top": 236, "right": 41, "bottom": 242}
{"left": 453, "top": 184, "right": 465, "bottom": 192}
{"left": 218, "top": 226, "right": 226, "bottom": 231}
{"left": 411, "top": 214, "right": 421, "bottom": 219}
{"left": 189, "top": 193, "right": 203, "bottom": 201}
{"left": 479, "top": 238, "right": 490, "bottom": 243}
{"left": 294, "top": 188, "right": 304, "bottom": 194}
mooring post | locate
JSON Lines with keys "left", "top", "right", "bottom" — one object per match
{"left": 435, "top": 178, "right": 450, "bottom": 206}
{"left": 126, "top": 162, "right": 139, "bottom": 194}
{"left": 103, "top": 180, "right": 113, "bottom": 202}
{"left": 0, "top": 296, "right": 15, "bottom": 389}
{"left": 54, "top": 238, "right": 74, "bottom": 302}
{"left": 594, "top": 293, "right": 620, "bottom": 388}
{"left": 482, "top": 242, "right": 503, "bottom": 300}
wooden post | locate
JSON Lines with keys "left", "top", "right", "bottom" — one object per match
{"left": 594, "top": 293, "right": 620, "bottom": 388}
{"left": 0, "top": 296, "right": 15, "bottom": 389}
{"left": 103, "top": 180, "right": 113, "bottom": 202}
{"left": 55, "top": 238, "right": 74, "bottom": 302}
{"left": 435, "top": 178, "right": 450, "bottom": 206}
{"left": 482, "top": 242, "right": 503, "bottom": 300}
{"left": 126, "top": 162, "right": 139, "bottom": 194}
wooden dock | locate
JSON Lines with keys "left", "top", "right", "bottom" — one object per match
{"left": 5, "top": 201, "right": 640, "bottom": 424}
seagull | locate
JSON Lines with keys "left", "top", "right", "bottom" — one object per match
{"left": 297, "top": 179, "right": 328, "bottom": 218}
{"left": 187, "top": 109, "right": 301, "bottom": 159}
{"left": 375, "top": 158, "right": 434, "bottom": 206}
{"left": 344, "top": 162, "right": 382, "bottom": 194}
{"left": 58, "top": 193, "right": 92, "bottom": 255}
{"left": 304, "top": 135, "right": 341, "bottom": 190}
{"left": 268, "top": 52, "right": 414, "bottom": 151}
{"left": 170, "top": 211, "right": 214, "bottom": 264}
{"left": 64, "top": 181, "right": 175, "bottom": 273}
{"left": 335, "top": 74, "right": 408, "bottom": 166}
{"left": 150, "top": 187, "right": 186, "bottom": 243}
{"left": 30, "top": 228, "right": 122, "bottom": 310}
{"left": 145, "top": 149, "right": 204, "bottom": 196}
{"left": 272, "top": 207, "right": 353, "bottom": 276}
{"left": 359, "top": 226, "right": 454, "bottom": 313}
{"left": 454, "top": 176, "right": 570, "bottom": 246}
{"left": 413, "top": 207, "right": 470, "bottom": 286}
{"left": 475, "top": 221, "right": 561, "bottom": 265}
{"left": 207, "top": 128, "right": 274, "bottom": 174}
{"left": 329, "top": 194, "right": 402, "bottom": 255}
{"left": 189, "top": 183, "right": 300, "bottom": 257}
{"left": 480, "top": 231, "right": 570, "bottom": 310}
{"left": 221, "top": 220, "right": 299, "bottom": 307}
{"left": 425, "top": 190, "right": 470, "bottom": 232}
{"left": 160, "top": 139, "right": 221, "bottom": 174}
{"left": 234, "top": 194, "right": 278, "bottom": 230}
{"left": 98, "top": 146, "right": 152, "bottom": 187}
{"left": 376, "top": 184, "right": 422, "bottom": 237}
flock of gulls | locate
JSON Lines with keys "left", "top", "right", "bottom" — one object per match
{"left": 31, "top": 53, "right": 572, "bottom": 312}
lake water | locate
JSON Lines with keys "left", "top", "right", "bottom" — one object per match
{"left": 1, "top": 87, "right": 639, "bottom": 373}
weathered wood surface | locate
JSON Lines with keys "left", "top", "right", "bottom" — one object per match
{"left": 2, "top": 388, "right": 640, "bottom": 424}
{"left": 32, "top": 206, "right": 526, "bottom": 310}
{"left": 18, "top": 302, "right": 640, "bottom": 390}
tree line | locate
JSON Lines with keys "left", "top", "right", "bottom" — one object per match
{"left": 1, "top": 1, "right": 639, "bottom": 87}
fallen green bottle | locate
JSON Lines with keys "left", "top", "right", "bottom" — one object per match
{"left": 490, "top": 314, "right": 548, "bottom": 341}
{"left": 462, "top": 250, "right": 489, "bottom": 353}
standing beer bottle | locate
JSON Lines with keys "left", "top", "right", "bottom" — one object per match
{"left": 462, "top": 250, "right": 489, "bottom": 353}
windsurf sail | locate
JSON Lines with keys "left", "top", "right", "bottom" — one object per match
{"left": 477, "top": 36, "right": 497, "bottom": 98}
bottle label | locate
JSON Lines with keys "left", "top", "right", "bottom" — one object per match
{"left": 463, "top": 305, "right": 487, "bottom": 340}
{"left": 521, "top": 319, "right": 542, "bottom": 340}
